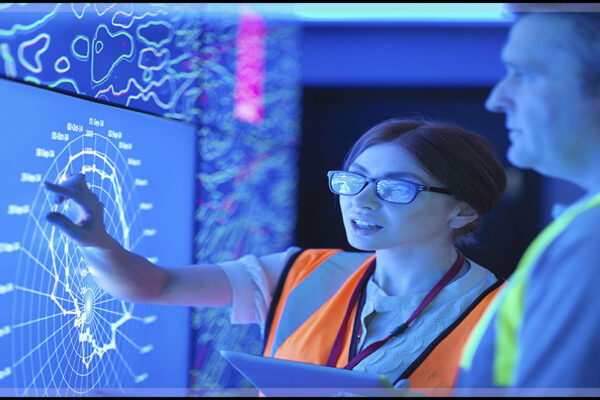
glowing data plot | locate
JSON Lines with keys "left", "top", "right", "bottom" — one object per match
{"left": 0, "top": 77, "right": 195, "bottom": 396}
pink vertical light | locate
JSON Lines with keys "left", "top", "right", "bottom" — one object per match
{"left": 233, "top": 6, "right": 266, "bottom": 125}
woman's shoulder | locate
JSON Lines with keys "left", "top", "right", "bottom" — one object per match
{"left": 465, "top": 258, "right": 498, "bottom": 283}
{"left": 290, "top": 248, "right": 374, "bottom": 265}
{"left": 445, "top": 257, "right": 499, "bottom": 299}
{"left": 465, "top": 258, "right": 497, "bottom": 280}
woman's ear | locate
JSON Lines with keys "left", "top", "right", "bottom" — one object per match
{"left": 448, "top": 202, "right": 479, "bottom": 229}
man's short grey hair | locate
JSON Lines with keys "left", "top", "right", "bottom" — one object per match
{"left": 506, "top": 3, "right": 600, "bottom": 96}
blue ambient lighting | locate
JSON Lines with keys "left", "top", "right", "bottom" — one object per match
{"left": 292, "top": 3, "right": 511, "bottom": 22}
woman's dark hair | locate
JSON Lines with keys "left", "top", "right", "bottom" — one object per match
{"left": 342, "top": 118, "right": 507, "bottom": 246}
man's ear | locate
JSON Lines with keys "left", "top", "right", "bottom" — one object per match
{"left": 448, "top": 202, "right": 479, "bottom": 229}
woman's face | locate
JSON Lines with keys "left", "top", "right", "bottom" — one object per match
{"left": 339, "top": 142, "right": 460, "bottom": 252}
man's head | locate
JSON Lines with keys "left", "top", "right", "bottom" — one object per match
{"left": 505, "top": 5, "right": 600, "bottom": 95}
{"left": 485, "top": 5, "right": 600, "bottom": 188}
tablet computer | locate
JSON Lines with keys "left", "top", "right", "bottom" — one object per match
{"left": 220, "top": 350, "right": 397, "bottom": 397}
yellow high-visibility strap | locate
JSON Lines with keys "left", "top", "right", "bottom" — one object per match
{"left": 460, "top": 191, "right": 600, "bottom": 386}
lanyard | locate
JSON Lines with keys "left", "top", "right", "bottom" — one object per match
{"left": 325, "top": 252, "right": 465, "bottom": 369}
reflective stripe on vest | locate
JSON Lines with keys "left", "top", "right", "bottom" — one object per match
{"left": 409, "top": 281, "right": 504, "bottom": 394}
{"left": 263, "top": 249, "right": 373, "bottom": 366}
{"left": 264, "top": 248, "right": 503, "bottom": 390}
{"left": 460, "top": 191, "right": 600, "bottom": 386}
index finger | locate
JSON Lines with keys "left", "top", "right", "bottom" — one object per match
{"left": 57, "top": 173, "right": 86, "bottom": 188}
{"left": 42, "top": 181, "right": 79, "bottom": 198}
{"left": 43, "top": 180, "right": 96, "bottom": 208}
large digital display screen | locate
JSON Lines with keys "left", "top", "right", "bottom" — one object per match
{"left": 0, "top": 76, "right": 196, "bottom": 396}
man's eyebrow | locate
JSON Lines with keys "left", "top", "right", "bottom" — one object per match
{"left": 349, "top": 163, "right": 426, "bottom": 182}
{"left": 500, "top": 50, "right": 539, "bottom": 72}
{"left": 503, "top": 61, "right": 528, "bottom": 70}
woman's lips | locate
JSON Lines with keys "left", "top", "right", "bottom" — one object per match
{"left": 350, "top": 218, "right": 383, "bottom": 234}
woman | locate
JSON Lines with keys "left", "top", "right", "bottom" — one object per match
{"left": 43, "top": 118, "right": 506, "bottom": 394}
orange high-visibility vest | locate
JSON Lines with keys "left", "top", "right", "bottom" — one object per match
{"left": 262, "top": 249, "right": 504, "bottom": 393}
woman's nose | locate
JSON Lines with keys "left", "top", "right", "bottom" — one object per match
{"left": 351, "top": 182, "right": 380, "bottom": 209}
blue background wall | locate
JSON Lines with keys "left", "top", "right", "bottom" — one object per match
{"left": 301, "top": 21, "right": 509, "bottom": 87}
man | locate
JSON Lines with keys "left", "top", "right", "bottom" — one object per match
{"left": 454, "top": 4, "right": 600, "bottom": 396}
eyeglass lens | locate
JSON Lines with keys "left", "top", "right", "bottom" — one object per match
{"left": 330, "top": 171, "right": 418, "bottom": 204}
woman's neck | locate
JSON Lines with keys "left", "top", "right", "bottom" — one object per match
{"left": 373, "top": 243, "right": 463, "bottom": 297}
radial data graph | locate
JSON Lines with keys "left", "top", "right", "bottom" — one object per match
{"left": 14, "top": 133, "right": 145, "bottom": 395}
{"left": 0, "top": 77, "right": 196, "bottom": 396}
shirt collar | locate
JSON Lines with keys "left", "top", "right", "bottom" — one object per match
{"left": 551, "top": 188, "right": 600, "bottom": 219}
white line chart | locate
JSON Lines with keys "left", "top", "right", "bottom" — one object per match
{"left": 8, "top": 131, "right": 155, "bottom": 396}
{"left": 0, "top": 76, "right": 195, "bottom": 396}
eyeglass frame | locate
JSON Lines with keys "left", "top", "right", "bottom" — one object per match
{"left": 327, "top": 170, "right": 453, "bottom": 204}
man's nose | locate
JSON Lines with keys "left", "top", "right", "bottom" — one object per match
{"left": 485, "top": 78, "right": 511, "bottom": 113}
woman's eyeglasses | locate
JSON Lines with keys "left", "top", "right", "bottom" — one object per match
{"left": 327, "top": 170, "right": 453, "bottom": 204}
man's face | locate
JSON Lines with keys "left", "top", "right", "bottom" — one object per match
{"left": 485, "top": 13, "right": 600, "bottom": 180}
